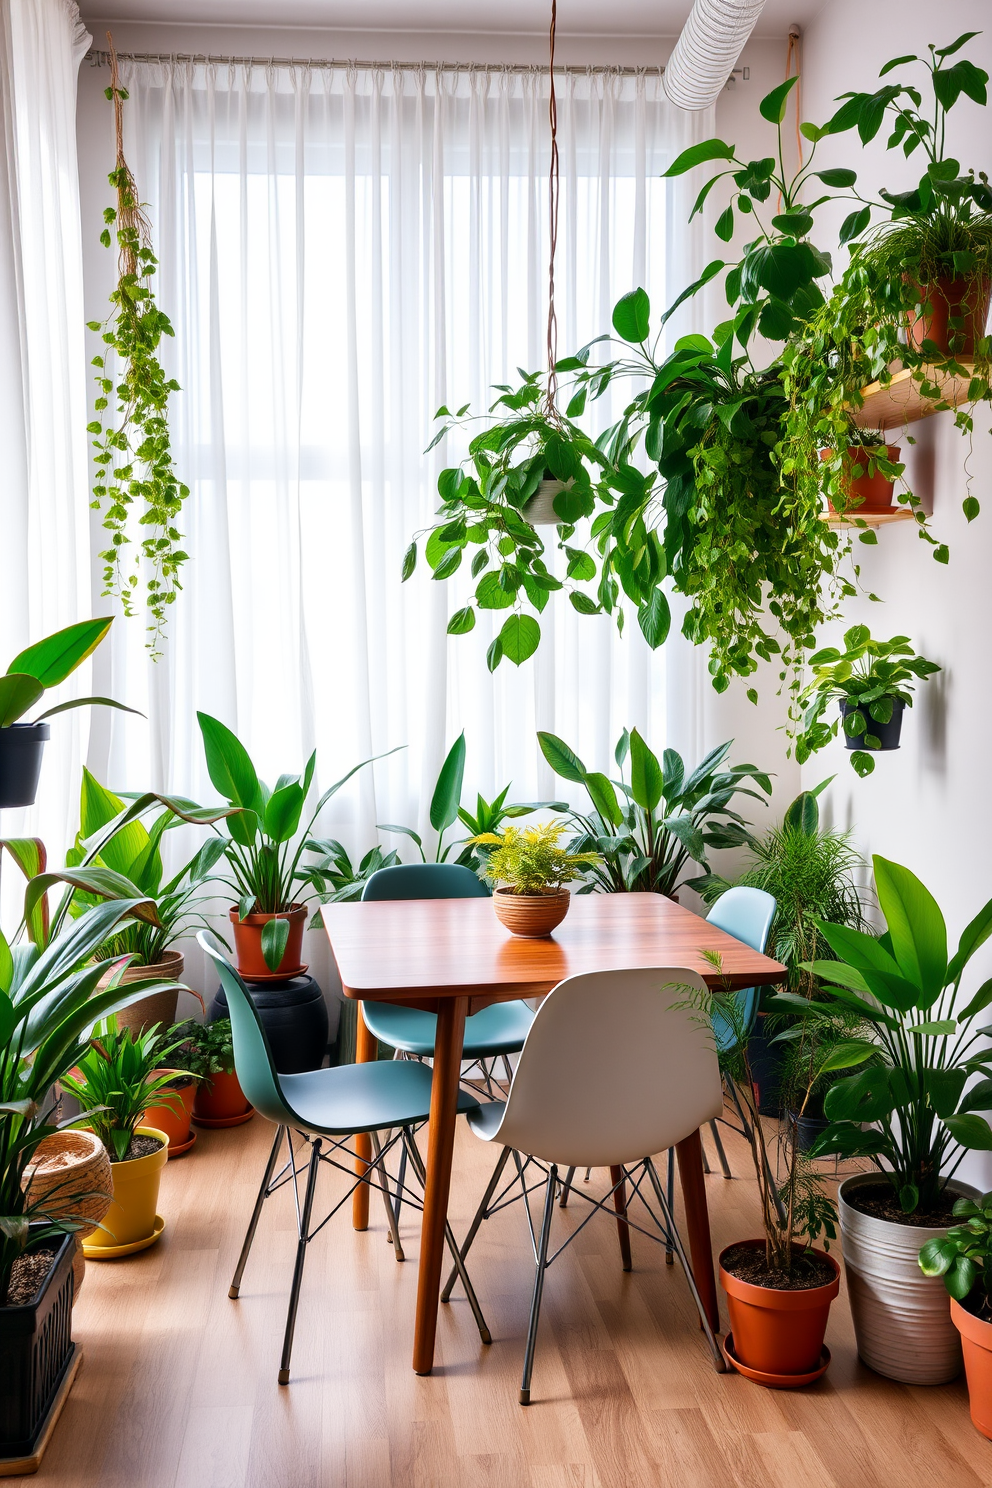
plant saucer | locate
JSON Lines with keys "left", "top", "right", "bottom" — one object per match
{"left": 722, "top": 1334, "right": 831, "bottom": 1389}
{"left": 239, "top": 963, "right": 308, "bottom": 984}
{"left": 83, "top": 1214, "right": 165, "bottom": 1260}
{"left": 192, "top": 1108, "right": 254, "bottom": 1129}
{"left": 166, "top": 1131, "right": 196, "bottom": 1158}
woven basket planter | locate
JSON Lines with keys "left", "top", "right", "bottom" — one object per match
{"left": 22, "top": 1131, "right": 113, "bottom": 1304}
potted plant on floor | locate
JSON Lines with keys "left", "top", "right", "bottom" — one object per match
{"left": 170, "top": 1018, "right": 254, "bottom": 1127}
{"left": 537, "top": 729, "right": 771, "bottom": 899}
{"left": 0, "top": 891, "right": 177, "bottom": 1469}
{"left": 141, "top": 1013, "right": 209, "bottom": 1156}
{"left": 0, "top": 618, "right": 136, "bottom": 808}
{"left": 795, "top": 625, "right": 941, "bottom": 776}
{"left": 804, "top": 856, "right": 992, "bottom": 1383}
{"left": 62, "top": 1018, "right": 184, "bottom": 1256}
{"left": 197, "top": 712, "right": 392, "bottom": 977}
{"left": 920, "top": 1191, "right": 992, "bottom": 1438}
{"left": 469, "top": 822, "right": 599, "bottom": 937}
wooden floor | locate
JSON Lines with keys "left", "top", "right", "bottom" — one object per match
{"left": 16, "top": 1112, "right": 992, "bottom": 1488}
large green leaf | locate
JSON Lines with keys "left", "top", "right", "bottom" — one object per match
{"left": 583, "top": 772, "right": 622, "bottom": 828}
{"left": 430, "top": 734, "right": 467, "bottom": 835}
{"left": 7, "top": 618, "right": 112, "bottom": 687}
{"left": 662, "top": 139, "right": 735, "bottom": 177}
{"left": 873, "top": 856, "right": 947, "bottom": 999}
{"left": 948, "top": 896, "right": 992, "bottom": 985}
{"left": 637, "top": 588, "right": 671, "bottom": 648}
{"left": 197, "top": 712, "right": 262, "bottom": 812}
{"left": 612, "top": 288, "right": 651, "bottom": 344}
{"left": 944, "top": 1113, "right": 992, "bottom": 1150}
{"left": 25, "top": 870, "right": 160, "bottom": 926}
{"left": 261, "top": 917, "right": 291, "bottom": 972}
{"left": 35, "top": 696, "right": 142, "bottom": 722}
{"left": 0, "top": 673, "right": 43, "bottom": 726}
{"left": 499, "top": 614, "right": 540, "bottom": 666}
{"left": 629, "top": 729, "right": 663, "bottom": 812}
{"left": 537, "top": 731, "right": 587, "bottom": 784}
{"left": 264, "top": 782, "right": 306, "bottom": 844}
{"left": 759, "top": 74, "right": 799, "bottom": 124}
{"left": 79, "top": 768, "right": 149, "bottom": 879}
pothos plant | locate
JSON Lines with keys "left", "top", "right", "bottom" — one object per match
{"left": 87, "top": 43, "right": 189, "bottom": 656}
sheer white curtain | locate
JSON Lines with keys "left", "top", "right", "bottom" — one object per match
{"left": 91, "top": 60, "right": 712, "bottom": 860}
{"left": 0, "top": 0, "right": 91, "bottom": 880}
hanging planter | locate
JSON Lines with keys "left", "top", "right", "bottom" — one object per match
{"left": 523, "top": 474, "right": 573, "bottom": 527}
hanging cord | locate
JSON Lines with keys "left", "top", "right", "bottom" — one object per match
{"left": 106, "top": 33, "right": 151, "bottom": 282}
{"left": 776, "top": 25, "right": 803, "bottom": 214}
{"left": 543, "top": 0, "right": 565, "bottom": 426}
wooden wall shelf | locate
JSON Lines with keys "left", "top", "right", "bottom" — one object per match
{"left": 850, "top": 363, "right": 976, "bottom": 431}
{"left": 825, "top": 508, "right": 916, "bottom": 530}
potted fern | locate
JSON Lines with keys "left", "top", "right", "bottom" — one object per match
{"left": 469, "top": 822, "right": 599, "bottom": 937}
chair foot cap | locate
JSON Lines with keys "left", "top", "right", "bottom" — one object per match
{"left": 480, "top": 1327, "right": 492, "bottom": 1345}
{"left": 394, "top": 1249, "right": 405, "bottom": 1262}
{"left": 278, "top": 1369, "right": 290, "bottom": 1385}
{"left": 519, "top": 1389, "right": 530, "bottom": 1405}
{"left": 664, "top": 1254, "right": 674, "bottom": 1266}
{"left": 228, "top": 1286, "right": 240, "bottom": 1298}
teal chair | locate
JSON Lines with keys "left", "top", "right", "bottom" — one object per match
{"left": 197, "top": 931, "right": 491, "bottom": 1385}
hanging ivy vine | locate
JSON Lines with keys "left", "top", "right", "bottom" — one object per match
{"left": 87, "top": 37, "right": 189, "bottom": 656}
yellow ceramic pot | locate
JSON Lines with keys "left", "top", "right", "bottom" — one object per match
{"left": 83, "top": 1126, "right": 168, "bottom": 1257}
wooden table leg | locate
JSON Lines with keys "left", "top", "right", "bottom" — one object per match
{"left": 675, "top": 1129, "right": 719, "bottom": 1333}
{"left": 609, "top": 1165, "right": 632, "bottom": 1271}
{"left": 413, "top": 995, "right": 467, "bottom": 1375}
{"left": 352, "top": 1003, "right": 377, "bottom": 1231}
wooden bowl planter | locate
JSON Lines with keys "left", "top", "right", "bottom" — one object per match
{"left": 100, "top": 949, "right": 185, "bottom": 1039}
{"left": 0, "top": 721, "right": 50, "bottom": 809}
{"left": 719, "top": 1241, "right": 840, "bottom": 1387}
{"left": 192, "top": 1069, "right": 253, "bottom": 1127}
{"left": 82, "top": 1127, "right": 169, "bottom": 1259}
{"left": 823, "top": 445, "right": 901, "bottom": 514}
{"left": 951, "top": 1298, "right": 992, "bottom": 1440}
{"left": 143, "top": 1071, "right": 198, "bottom": 1156}
{"left": 229, "top": 904, "right": 307, "bottom": 980}
{"left": 21, "top": 1130, "right": 113, "bottom": 1303}
{"left": 907, "top": 275, "right": 991, "bottom": 359}
{"left": 492, "top": 887, "right": 570, "bottom": 938}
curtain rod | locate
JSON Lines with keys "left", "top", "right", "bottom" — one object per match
{"left": 85, "top": 48, "right": 672, "bottom": 77}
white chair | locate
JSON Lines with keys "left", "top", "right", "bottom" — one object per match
{"left": 442, "top": 967, "right": 727, "bottom": 1403}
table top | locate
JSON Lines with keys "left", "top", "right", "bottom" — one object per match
{"left": 322, "top": 892, "right": 786, "bottom": 1011}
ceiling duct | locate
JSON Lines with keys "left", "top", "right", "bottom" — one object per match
{"left": 663, "top": 0, "right": 767, "bottom": 110}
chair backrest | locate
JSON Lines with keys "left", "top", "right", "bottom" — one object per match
{"left": 361, "top": 862, "right": 490, "bottom": 901}
{"left": 197, "top": 931, "right": 299, "bottom": 1125}
{"left": 706, "top": 886, "right": 777, "bottom": 1049}
{"left": 492, "top": 967, "right": 723, "bottom": 1168}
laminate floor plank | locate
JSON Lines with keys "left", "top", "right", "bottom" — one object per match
{"left": 15, "top": 1112, "right": 990, "bottom": 1488}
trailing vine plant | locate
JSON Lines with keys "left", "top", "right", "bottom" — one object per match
{"left": 87, "top": 35, "right": 189, "bottom": 656}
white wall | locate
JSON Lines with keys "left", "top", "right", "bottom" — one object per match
{"left": 801, "top": 3, "right": 992, "bottom": 1186}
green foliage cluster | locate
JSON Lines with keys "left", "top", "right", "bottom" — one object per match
{"left": 164, "top": 1018, "right": 235, "bottom": 1078}
{"left": 63, "top": 1015, "right": 183, "bottom": 1162}
{"left": 470, "top": 822, "right": 599, "bottom": 895}
{"left": 920, "top": 1192, "right": 992, "bottom": 1316}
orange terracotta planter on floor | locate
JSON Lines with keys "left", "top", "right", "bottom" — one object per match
{"left": 143, "top": 1071, "right": 197, "bottom": 1155}
{"left": 229, "top": 905, "right": 307, "bottom": 979}
{"left": 951, "top": 1299, "right": 992, "bottom": 1440}
{"left": 719, "top": 1241, "right": 840, "bottom": 1386}
{"left": 823, "top": 445, "right": 901, "bottom": 514}
{"left": 192, "top": 1068, "right": 253, "bottom": 1127}
{"left": 907, "top": 276, "right": 991, "bottom": 359}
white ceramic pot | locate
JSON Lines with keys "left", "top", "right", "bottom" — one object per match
{"left": 839, "top": 1171, "right": 979, "bottom": 1384}
{"left": 523, "top": 478, "right": 572, "bottom": 527}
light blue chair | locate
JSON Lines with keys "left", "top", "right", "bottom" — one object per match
{"left": 198, "top": 931, "right": 491, "bottom": 1385}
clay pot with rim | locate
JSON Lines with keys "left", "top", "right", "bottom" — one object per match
{"left": 99, "top": 949, "right": 184, "bottom": 1039}
{"left": 82, "top": 1126, "right": 168, "bottom": 1256}
{"left": 143, "top": 1070, "right": 198, "bottom": 1155}
{"left": 838, "top": 1171, "right": 979, "bottom": 1383}
{"left": 193, "top": 1068, "right": 253, "bottom": 1127}
{"left": 907, "top": 275, "right": 991, "bottom": 359}
{"left": 951, "top": 1298, "right": 992, "bottom": 1440}
{"left": 492, "top": 887, "right": 570, "bottom": 938}
{"left": 719, "top": 1240, "right": 841, "bottom": 1386}
{"left": 21, "top": 1129, "right": 113, "bottom": 1302}
{"left": 229, "top": 904, "right": 307, "bottom": 979}
{"left": 823, "top": 443, "right": 901, "bottom": 515}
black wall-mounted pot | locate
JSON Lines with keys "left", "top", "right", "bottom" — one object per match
{"left": 840, "top": 697, "right": 904, "bottom": 752}
{"left": 0, "top": 723, "right": 50, "bottom": 808}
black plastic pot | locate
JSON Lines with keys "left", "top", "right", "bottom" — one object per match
{"left": 789, "top": 1109, "right": 831, "bottom": 1155}
{"left": 0, "top": 1229, "right": 75, "bottom": 1461}
{"left": 746, "top": 1013, "right": 784, "bottom": 1117}
{"left": 209, "top": 973, "right": 329, "bottom": 1073}
{"left": 840, "top": 697, "right": 904, "bottom": 752}
{"left": 0, "top": 723, "right": 50, "bottom": 809}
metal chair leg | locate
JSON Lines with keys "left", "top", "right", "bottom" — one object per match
{"left": 370, "top": 1129, "right": 405, "bottom": 1262}
{"left": 279, "top": 1136, "right": 322, "bottom": 1385}
{"left": 441, "top": 1144, "right": 512, "bottom": 1301}
{"left": 390, "top": 1141, "right": 409, "bottom": 1239}
{"left": 520, "top": 1163, "right": 557, "bottom": 1405}
{"left": 665, "top": 1147, "right": 675, "bottom": 1264}
{"left": 645, "top": 1157, "right": 725, "bottom": 1374}
{"left": 709, "top": 1119, "right": 733, "bottom": 1179}
{"left": 230, "top": 1123, "right": 285, "bottom": 1298}
{"left": 401, "top": 1129, "right": 492, "bottom": 1345}
{"left": 558, "top": 1165, "right": 575, "bottom": 1208}
{"left": 700, "top": 1142, "right": 711, "bottom": 1175}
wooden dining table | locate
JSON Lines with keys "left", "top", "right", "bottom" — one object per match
{"left": 322, "top": 890, "right": 787, "bottom": 1375}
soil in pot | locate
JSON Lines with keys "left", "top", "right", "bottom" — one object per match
{"left": 0, "top": 1229, "right": 76, "bottom": 1465}
{"left": 824, "top": 444, "right": 900, "bottom": 514}
{"left": 843, "top": 1181, "right": 958, "bottom": 1228}
{"left": 5, "top": 1249, "right": 57, "bottom": 1307}
{"left": 229, "top": 905, "right": 307, "bottom": 980}
{"left": 21, "top": 1129, "right": 114, "bottom": 1302}
{"left": 952, "top": 1297, "right": 992, "bottom": 1440}
{"left": 907, "top": 275, "right": 991, "bottom": 359}
{"left": 719, "top": 1240, "right": 840, "bottom": 1384}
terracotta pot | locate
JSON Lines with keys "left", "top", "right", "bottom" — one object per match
{"left": 951, "top": 1298, "right": 992, "bottom": 1440}
{"left": 192, "top": 1068, "right": 253, "bottom": 1126}
{"left": 99, "top": 949, "right": 184, "bottom": 1038}
{"left": 907, "top": 275, "right": 991, "bottom": 359}
{"left": 492, "top": 887, "right": 570, "bottom": 938}
{"left": 823, "top": 444, "right": 901, "bottom": 514}
{"left": 719, "top": 1241, "right": 840, "bottom": 1382}
{"left": 229, "top": 905, "right": 307, "bottom": 979}
{"left": 21, "top": 1129, "right": 113, "bottom": 1304}
{"left": 839, "top": 1172, "right": 979, "bottom": 1383}
{"left": 143, "top": 1070, "right": 197, "bottom": 1153}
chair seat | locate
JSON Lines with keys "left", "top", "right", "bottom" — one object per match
{"left": 467, "top": 1100, "right": 507, "bottom": 1142}
{"left": 361, "top": 998, "right": 535, "bottom": 1058}
{"left": 279, "top": 1059, "right": 479, "bottom": 1136}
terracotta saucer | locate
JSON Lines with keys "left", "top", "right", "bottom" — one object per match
{"left": 166, "top": 1130, "right": 197, "bottom": 1157}
{"left": 192, "top": 1107, "right": 255, "bottom": 1129}
{"left": 238, "top": 964, "right": 308, "bottom": 984}
{"left": 722, "top": 1334, "right": 831, "bottom": 1389}
{"left": 83, "top": 1214, "right": 165, "bottom": 1260}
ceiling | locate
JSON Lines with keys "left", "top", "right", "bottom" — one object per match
{"left": 78, "top": 0, "right": 824, "bottom": 38}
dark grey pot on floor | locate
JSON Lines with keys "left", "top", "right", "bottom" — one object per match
{"left": 0, "top": 723, "right": 50, "bottom": 808}
{"left": 0, "top": 1229, "right": 76, "bottom": 1466}
{"left": 209, "top": 974, "right": 329, "bottom": 1073}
